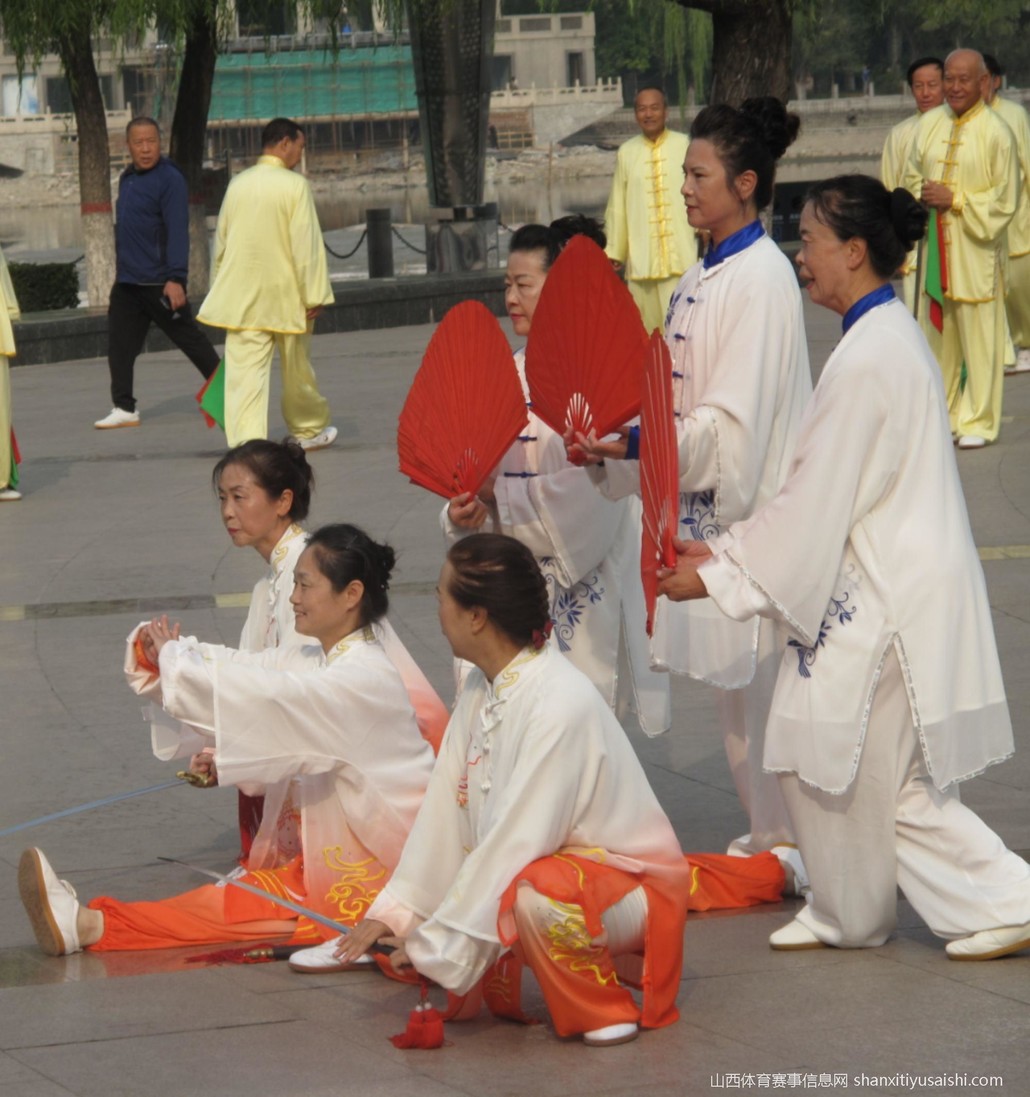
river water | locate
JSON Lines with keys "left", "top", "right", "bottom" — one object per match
{"left": 0, "top": 155, "right": 876, "bottom": 257}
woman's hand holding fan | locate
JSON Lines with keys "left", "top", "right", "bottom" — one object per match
{"left": 398, "top": 302, "right": 527, "bottom": 500}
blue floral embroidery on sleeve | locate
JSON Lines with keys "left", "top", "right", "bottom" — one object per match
{"left": 787, "top": 592, "right": 856, "bottom": 678}
{"left": 680, "top": 489, "right": 719, "bottom": 542}
{"left": 538, "top": 557, "right": 605, "bottom": 653}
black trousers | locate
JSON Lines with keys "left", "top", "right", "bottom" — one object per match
{"left": 107, "top": 282, "right": 221, "bottom": 412}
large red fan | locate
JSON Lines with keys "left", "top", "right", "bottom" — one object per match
{"left": 640, "top": 330, "right": 679, "bottom": 636}
{"left": 398, "top": 301, "right": 527, "bottom": 499}
{"left": 524, "top": 235, "right": 649, "bottom": 442}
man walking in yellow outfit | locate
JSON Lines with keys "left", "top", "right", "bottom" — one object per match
{"left": 199, "top": 118, "right": 336, "bottom": 449}
{"left": 903, "top": 49, "right": 1018, "bottom": 448}
{"left": 604, "top": 88, "right": 697, "bottom": 334}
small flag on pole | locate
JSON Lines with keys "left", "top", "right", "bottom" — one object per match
{"left": 924, "top": 208, "right": 948, "bottom": 333}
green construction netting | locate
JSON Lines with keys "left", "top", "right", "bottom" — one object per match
{"left": 208, "top": 46, "right": 417, "bottom": 120}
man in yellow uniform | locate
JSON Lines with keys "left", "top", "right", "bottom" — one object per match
{"left": 984, "top": 54, "right": 1030, "bottom": 375}
{"left": 0, "top": 243, "right": 21, "bottom": 501}
{"left": 903, "top": 49, "right": 1018, "bottom": 448}
{"left": 199, "top": 118, "right": 336, "bottom": 448}
{"left": 604, "top": 88, "right": 697, "bottom": 334}
{"left": 881, "top": 57, "right": 944, "bottom": 313}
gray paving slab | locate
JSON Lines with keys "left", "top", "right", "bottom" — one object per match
{"left": 0, "top": 294, "right": 1028, "bottom": 1096}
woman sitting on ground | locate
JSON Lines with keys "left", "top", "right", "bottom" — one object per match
{"left": 19, "top": 524, "right": 437, "bottom": 956}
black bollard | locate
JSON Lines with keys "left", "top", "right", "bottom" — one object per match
{"left": 365, "top": 208, "right": 395, "bottom": 278}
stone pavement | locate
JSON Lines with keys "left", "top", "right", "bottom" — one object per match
{"left": 0, "top": 299, "right": 1028, "bottom": 1097}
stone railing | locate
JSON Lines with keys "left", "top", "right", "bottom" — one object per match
{"left": 490, "top": 78, "right": 622, "bottom": 109}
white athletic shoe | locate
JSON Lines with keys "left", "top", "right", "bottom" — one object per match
{"left": 945, "top": 922, "right": 1030, "bottom": 961}
{"left": 0, "top": 487, "right": 22, "bottom": 501}
{"left": 18, "top": 847, "right": 82, "bottom": 956}
{"left": 296, "top": 425, "right": 337, "bottom": 451}
{"left": 956, "top": 435, "right": 987, "bottom": 450}
{"left": 771, "top": 844, "right": 811, "bottom": 897}
{"left": 582, "top": 1022, "right": 639, "bottom": 1047}
{"left": 1005, "top": 348, "right": 1030, "bottom": 375}
{"left": 288, "top": 935, "right": 376, "bottom": 973}
{"left": 94, "top": 407, "right": 140, "bottom": 429}
{"left": 769, "top": 917, "right": 826, "bottom": 951}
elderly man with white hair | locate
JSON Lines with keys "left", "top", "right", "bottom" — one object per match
{"left": 903, "top": 48, "right": 1018, "bottom": 447}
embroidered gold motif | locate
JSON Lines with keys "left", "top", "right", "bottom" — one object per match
{"left": 545, "top": 900, "right": 620, "bottom": 987}
{"left": 326, "top": 625, "right": 377, "bottom": 664}
{"left": 494, "top": 646, "right": 542, "bottom": 696}
{"left": 322, "top": 852, "right": 387, "bottom": 922}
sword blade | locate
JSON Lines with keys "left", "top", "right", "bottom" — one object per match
{"left": 158, "top": 855, "right": 394, "bottom": 954}
{"left": 0, "top": 781, "right": 182, "bottom": 838}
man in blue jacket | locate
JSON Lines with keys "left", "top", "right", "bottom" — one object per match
{"left": 94, "top": 117, "right": 220, "bottom": 429}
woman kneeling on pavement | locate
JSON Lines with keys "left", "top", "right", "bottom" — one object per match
{"left": 289, "top": 534, "right": 789, "bottom": 1047}
{"left": 19, "top": 524, "right": 437, "bottom": 956}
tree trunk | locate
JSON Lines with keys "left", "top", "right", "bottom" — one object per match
{"left": 57, "top": 27, "right": 115, "bottom": 309}
{"left": 170, "top": 2, "right": 219, "bottom": 298}
{"left": 678, "top": 0, "right": 792, "bottom": 106}
{"left": 406, "top": 0, "right": 495, "bottom": 207}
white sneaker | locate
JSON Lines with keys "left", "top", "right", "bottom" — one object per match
{"left": 771, "top": 843, "right": 811, "bottom": 896}
{"left": 769, "top": 917, "right": 826, "bottom": 951}
{"left": 18, "top": 847, "right": 82, "bottom": 956}
{"left": 1005, "top": 349, "right": 1030, "bottom": 375}
{"left": 582, "top": 1022, "right": 639, "bottom": 1047}
{"left": 945, "top": 922, "right": 1030, "bottom": 961}
{"left": 94, "top": 407, "right": 140, "bottom": 429}
{"left": 296, "top": 425, "right": 337, "bottom": 451}
{"left": 0, "top": 487, "right": 21, "bottom": 501}
{"left": 956, "top": 435, "right": 987, "bottom": 450}
{"left": 288, "top": 934, "right": 376, "bottom": 972}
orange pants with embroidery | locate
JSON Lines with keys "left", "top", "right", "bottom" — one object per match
{"left": 490, "top": 851, "right": 783, "bottom": 1037}
{"left": 86, "top": 857, "right": 332, "bottom": 951}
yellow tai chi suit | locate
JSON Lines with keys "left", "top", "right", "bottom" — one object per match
{"left": 903, "top": 100, "right": 1018, "bottom": 442}
{"left": 881, "top": 113, "right": 924, "bottom": 312}
{"left": 199, "top": 155, "right": 335, "bottom": 446}
{"left": 604, "top": 129, "right": 697, "bottom": 334}
{"left": 990, "top": 95, "right": 1030, "bottom": 349}
{"left": 0, "top": 246, "right": 20, "bottom": 492}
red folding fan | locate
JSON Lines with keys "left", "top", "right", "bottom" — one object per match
{"left": 398, "top": 301, "right": 528, "bottom": 500}
{"left": 524, "top": 235, "right": 649, "bottom": 443}
{"left": 640, "top": 330, "right": 679, "bottom": 636}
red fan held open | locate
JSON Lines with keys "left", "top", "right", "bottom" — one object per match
{"left": 398, "top": 301, "right": 527, "bottom": 500}
{"left": 524, "top": 235, "right": 649, "bottom": 442}
{"left": 640, "top": 330, "right": 679, "bottom": 637}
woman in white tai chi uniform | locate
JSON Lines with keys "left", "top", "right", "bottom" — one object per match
{"left": 444, "top": 216, "right": 671, "bottom": 736}
{"left": 657, "top": 175, "right": 1030, "bottom": 960}
{"left": 576, "top": 99, "right": 812, "bottom": 858}
{"left": 210, "top": 438, "right": 314, "bottom": 856}
{"left": 290, "top": 534, "right": 793, "bottom": 1045}
{"left": 19, "top": 524, "right": 437, "bottom": 956}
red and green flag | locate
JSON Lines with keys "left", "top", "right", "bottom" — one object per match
{"left": 924, "top": 208, "right": 948, "bottom": 333}
{"left": 8, "top": 428, "right": 19, "bottom": 489}
{"left": 196, "top": 359, "right": 225, "bottom": 431}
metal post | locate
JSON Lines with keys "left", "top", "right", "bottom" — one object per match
{"left": 366, "top": 208, "right": 395, "bottom": 278}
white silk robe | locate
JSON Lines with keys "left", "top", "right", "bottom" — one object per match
{"left": 238, "top": 523, "right": 308, "bottom": 653}
{"left": 699, "top": 297, "right": 1013, "bottom": 794}
{"left": 367, "top": 644, "right": 690, "bottom": 994}
{"left": 126, "top": 627, "right": 435, "bottom": 922}
{"left": 442, "top": 349, "right": 671, "bottom": 735}
{"left": 598, "top": 233, "right": 812, "bottom": 688}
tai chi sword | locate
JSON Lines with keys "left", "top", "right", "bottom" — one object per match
{"left": 157, "top": 856, "right": 394, "bottom": 954}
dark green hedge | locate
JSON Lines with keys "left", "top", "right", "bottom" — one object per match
{"left": 9, "top": 262, "right": 80, "bottom": 312}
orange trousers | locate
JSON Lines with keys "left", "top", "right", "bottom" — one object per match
{"left": 87, "top": 858, "right": 331, "bottom": 951}
{"left": 490, "top": 851, "right": 784, "bottom": 1037}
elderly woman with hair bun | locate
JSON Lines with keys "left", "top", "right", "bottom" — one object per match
{"left": 19, "top": 524, "right": 438, "bottom": 957}
{"left": 657, "top": 175, "right": 1030, "bottom": 961}
{"left": 300, "top": 534, "right": 790, "bottom": 1048}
